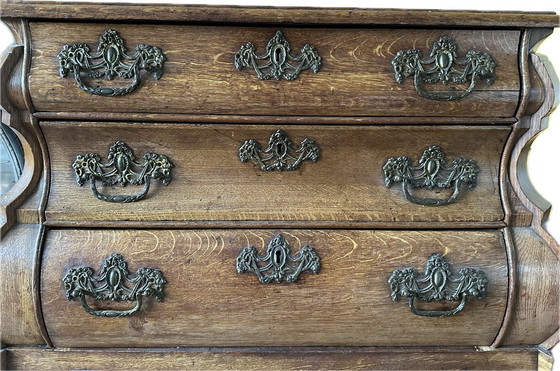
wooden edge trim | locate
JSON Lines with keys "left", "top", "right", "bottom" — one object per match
{"left": 0, "top": 20, "right": 45, "bottom": 238}
{"left": 32, "top": 112, "right": 519, "bottom": 125}
{"left": 32, "top": 224, "right": 52, "bottom": 347}
{"left": 505, "top": 53, "right": 560, "bottom": 349}
{"left": 1, "top": 2, "right": 558, "bottom": 27}
{"left": 41, "top": 219, "right": 507, "bottom": 229}
{"left": 515, "top": 30, "right": 532, "bottom": 119}
{"left": 537, "top": 346, "right": 554, "bottom": 371}
{"left": 3, "top": 345, "right": 543, "bottom": 370}
{"left": 540, "top": 328, "right": 560, "bottom": 350}
{"left": 491, "top": 226, "right": 517, "bottom": 348}
{"left": 508, "top": 53, "right": 555, "bottom": 228}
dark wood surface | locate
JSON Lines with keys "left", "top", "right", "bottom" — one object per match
{"left": 41, "top": 228, "right": 507, "bottom": 347}
{"left": 29, "top": 23, "right": 520, "bottom": 117}
{"left": 3, "top": 346, "right": 549, "bottom": 370}
{"left": 42, "top": 122, "right": 509, "bottom": 227}
{"left": 1, "top": 1, "right": 558, "bottom": 27}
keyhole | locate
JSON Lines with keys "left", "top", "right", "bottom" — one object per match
{"left": 274, "top": 250, "right": 282, "bottom": 264}
{"left": 276, "top": 143, "right": 287, "bottom": 158}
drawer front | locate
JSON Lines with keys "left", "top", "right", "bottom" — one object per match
{"left": 41, "top": 229, "right": 507, "bottom": 347}
{"left": 42, "top": 122, "right": 509, "bottom": 227}
{"left": 30, "top": 22, "right": 520, "bottom": 117}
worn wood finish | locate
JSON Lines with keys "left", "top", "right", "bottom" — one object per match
{"left": 29, "top": 23, "right": 520, "bottom": 117}
{"left": 2, "top": 2, "right": 559, "bottom": 28}
{"left": 42, "top": 122, "right": 509, "bottom": 227}
{"left": 32, "top": 112, "right": 520, "bottom": 125}
{"left": 500, "top": 53, "right": 560, "bottom": 346}
{"left": 3, "top": 346, "right": 549, "bottom": 371}
{"left": 502, "top": 227, "right": 560, "bottom": 345}
{"left": 0, "top": 223, "right": 46, "bottom": 346}
{"left": 42, "top": 229, "right": 507, "bottom": 348}
{"left": 0, "top": 20, "right": 46, "bottom": 237}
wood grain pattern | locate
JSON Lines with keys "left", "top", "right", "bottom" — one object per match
{"left": 42, "top": 122, "right": 509, "bottom": 227}
{"left": 4, "top": 346, "right": 548, "bottom": 371}
{"left": 29, "top": 23, "right": 520, "bottom": 117}
{"left": 0, "top": 20, "right": 47, "bottom": 237}
{"left": 502, "top": 227, "right": 560, "bottom": 345}
{"left": 500, "top": 53, "right": 560, "bottom": 347}
{"left": 0, "top": 223, "right": 46, "bottom": 346}
{"left": 2, "top": 2, "right": 558, "bottom": 27}
{"left": 41, "top": 228, "right": 507, "bottom": 348}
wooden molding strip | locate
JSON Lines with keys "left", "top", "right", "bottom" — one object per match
{"left": 1, "top": 2, "right": 558, "bottom": 27}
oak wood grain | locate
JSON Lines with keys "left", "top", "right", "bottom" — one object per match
{"left": 41, "top": 122, "right": 509, "bottom": 227}
{"left": 41, "top": 228, "right": 507, "bottom": 348}
{"left": 4, "top": 346, "right": 548, "bottom": 371}
{"left": 502, "top": 227, "right": 560, "bottom": 345}
{"left": 0, "top": 223, "right": 46, "bottom": 346}
{"left": 2, "top": 2, "right": 558, "bottom": 27}
{"left": 500, "top": 54, "right": 560, "bottom": 347}
{"left": 29, "top": 23, "right": 520, "bottom": 117}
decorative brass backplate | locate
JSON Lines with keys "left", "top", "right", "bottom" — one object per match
{"left": 239, "top": 129, "right": 320, "bottom": 171}
{"left": 388, "top": 253, "right": 488, "bottom": 317}
{"left": 234, "top": 30, "right": 322, "bottom": 80}
{"left": 391, "top": 36, "right": 495, "bottom": 100}
{"left": 58, "top": 29, "right": 166, "bottom": 96}
{"left": 72, "top": 141, "right": 173, "bottom": 203}
{"left": 383, "top": 145, "right": 479, "bottom": 206}
{"left": 236, "top": 234, "right": 320, "bottom": 283}
{"left": 63, "top": 254, "right": 166, "bottom": 317}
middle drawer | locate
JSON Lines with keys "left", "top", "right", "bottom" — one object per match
{"left": 42, "top": 122, "right": 509, "bottom": 227}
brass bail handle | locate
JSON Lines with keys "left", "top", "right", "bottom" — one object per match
{"left": 72, "top": 141, "right": 173, "bottom": 203}
{"left": 58, "top": 29, "right": 166, "bottom": 96}
{"left": 391, "top": 35, "right": 496, "bottom": 101}
{"left": 388, "top": 253, "right": 488, "bottom": 317}
{"left": 383, "top": 145, "right": 479, "bottom": 206}
{"left": 63, "top": 254, "right": 167, "bottom": 317}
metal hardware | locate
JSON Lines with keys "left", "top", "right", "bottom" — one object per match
{"left": 391, "top": 35, "right": 495, "bottom": 100}
{"left": 58, "top": 29, "right": 166, "bottom": 96}
{"left": 383, "top": 145, "right": 479, "bottom": 206}
{"left": 234, "top": 30, "right": 322, "bottom": 80}
{"left": 239, "top": 129, "right": 320, "bottom": 171}
{"left": 72, "top": 141, "right": 173, "bottom": 203}
{"left": 236, "top": 234, "right": 320, "bottom": 283}
{"left": 63, "top": 254, "right": 166, "bottom": 317}
{"left": 388, "top": 253, "right": 488, "bottom": 317}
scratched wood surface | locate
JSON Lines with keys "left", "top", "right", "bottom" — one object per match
{"left": 41, "top": 122, "right": 509, "bottom": 227}
{"left": 4, "top": 346, "right": 547, "bottom": 370}
{"left": 41, "top": 228, "right": 507, "bottom": 347}
{"left": 29, "top": 23, "right": 520, "bottom": 117}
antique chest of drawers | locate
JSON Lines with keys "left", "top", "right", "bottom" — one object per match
{"left": 1, "top": 2, "right": 559, "bottom": 370}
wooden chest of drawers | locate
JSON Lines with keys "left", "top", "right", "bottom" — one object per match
{"left": 1, "top": 2, "right": 559, "bottom": 370}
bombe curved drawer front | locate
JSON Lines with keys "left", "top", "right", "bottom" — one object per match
{"left": 41, "top": 228, "right": 507, "bottom": 348}
{"left": 29, "top": 22, "right": 520, "bottom": 117}
{"left": 41, "top": 122, "right": 509, "bottom": 226}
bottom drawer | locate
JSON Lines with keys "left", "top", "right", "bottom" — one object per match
{"left": 41, "top": 229, "right": 507, "bottom": 347}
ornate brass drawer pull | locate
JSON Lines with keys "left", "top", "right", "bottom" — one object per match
{"left": 388, "top": 253, "right": 488, "bottom": 317}
{"left": 234, "top": 30, "right": 322, "bottom": 80}
{"left": 236, "top": 234, "right": 320, "bottom": 283}
{"left": 239, "top": 129, "right": 320, "bottom": 171}
{"left": 63, "top": 254, "right": 167, "bottom": 317}
{"left": 383, "top": 145, "right": 479, "bottom": 206}
{"left": 391, "top": 36, "right": 495, "bottom": 101}
{"left": 58, "top": 29, "right": 166, "bottom": 96}
{"left": 72, "top": 141, "right": 173, "bottom": 203}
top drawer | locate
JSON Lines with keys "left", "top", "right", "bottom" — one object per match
{"left": 29, "top": 23, "right": 520, "bottom": 117}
